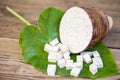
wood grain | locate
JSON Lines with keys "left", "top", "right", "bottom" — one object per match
{"left": 0, "top": 0, "right": 120, "bottom": 80}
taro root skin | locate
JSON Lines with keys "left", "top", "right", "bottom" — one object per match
{"left": 83, "top": 7, "right": 110, "bottom": 49}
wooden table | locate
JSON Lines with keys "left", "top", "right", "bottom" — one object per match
{"left": 0, "top": 0, "right": 120, "bottom": 80}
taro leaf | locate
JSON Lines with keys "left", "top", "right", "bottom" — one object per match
{"left": 19, "top": 7, "right": 118, "bottom": 78}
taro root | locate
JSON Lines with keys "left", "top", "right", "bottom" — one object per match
{"left": 59, "top": 7, "right": 113, "bottom": 53}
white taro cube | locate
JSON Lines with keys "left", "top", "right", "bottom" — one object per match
{"left": 77, "top": 55, "right": 83, "bottom": 62}
{"left": 89, "top": 64, "right": 98, "bottom": 75}
{"left": 48, "top": 52, "right": 57, "bottom": 62}
{"left": 63, "top": 52, "right": 70, "bottom": 60}
{"left": 50, "top": 38, "right": 59, "bottom": 46}
{"left": 92, "top": 51, "right": 100, "bottom": 58}
{"left": 56, "top": 43, "right": 63, "bottom": 48}
{"left": 57, "top": 58, "right": 66, "bottom": 68}
{"left": 66, "top": 60, "right": 73, "bottom": 70}
{"left": 44, "top": 43, "right": 52, "bottom": 53}
{"left": 83, "top": 54, "right": 92, "bottom": 64}
{"left": 92, "top": 57, "right": 103, "bottom": 68}
{"left": 59, "top": 44, "right": 69, "bottom": 52}
{"left": 70, "top": 67, "right": 81, "bottom": 77}
{"left": 73, "top": 62, "right": 83, "bottom": 69}
{"left": 81, "top": 52, "right": 92, "bottom": 57}
{"left": 50, "top": 46, "right": 59, "bottom": 53}
{"left": 47, "top": 64, "right": 56, "bottom": 76}
{"left": 56, "top": 51, "right": 63, "bottom": 61}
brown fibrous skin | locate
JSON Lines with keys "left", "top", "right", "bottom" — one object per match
{"left": 82, "top": 7, "right": 110, "bottom": 49}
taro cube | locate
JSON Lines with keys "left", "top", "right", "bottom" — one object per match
{"left": 92, "top": 51, "right": 100, "bottom": 58}
{"left": 50, "top": 38, "right": 59, "bottom": 46}
{"left": 73, "top": 62, "right": 83, "bottom": 69}
{"left": 92, "top": 57, "right": 103, "bottom": 68}
{"left": 57, "top": 58, "right": 66, "bottom": 68}
{"left": 44, "top": 43, "right": 52, "bottom": 53}
{"left": 70, "top": 67, "right": 81, "bottom": 77}
{"left": 60, "top": 44, "right": 69, "bottom": 52}
{"left": 81, "top": 52, "right": 92, "bottom": 57}
{"left": 51, "top": 46, "right": 59, "bottom": 52}
{"left": 48, "top": 52, "right": 57, "bottom": 62}
{"left": 77, "top": 55, "right": 83, "bottom": 62}
{"left": 47, "top": 64, "right": 56, "bottom": 76}
{"left": 56, "top": 51, "right": 63, "bottom": 61}
{"left": 66, "top": 60, "right": 73, "bottom": 70}
{"left": 89, "top": 64, "right": 98, "bottom": 75}
{"left": 63, "top": 52, "right": 70, "bottom": 60}
{"left": 83, "top": 54, "right": 92, "bottom": 64}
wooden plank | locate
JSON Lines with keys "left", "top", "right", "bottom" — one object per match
{"left": 0, "top": 0, "right": 120, "bottom": 48}
{"left": 103, "top": 30, "right": 120, "bottom": 48}
{"left": 0, "top": 38, "right": 120, "bottom": 80}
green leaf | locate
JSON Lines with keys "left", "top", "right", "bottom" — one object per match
{"left": 19, "top": 7, "right": 118, "bottom": 78}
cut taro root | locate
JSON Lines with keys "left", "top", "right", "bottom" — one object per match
{"left": 59, "top": 7, "right": 113, "bottom": 53}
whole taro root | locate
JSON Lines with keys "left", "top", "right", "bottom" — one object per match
{"left": 60, "top": 7, "right": 113, "bottom": 53}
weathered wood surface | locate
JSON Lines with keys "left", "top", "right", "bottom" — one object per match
{"left": 0, "top": 0, "right": 120, "bottom": 80}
